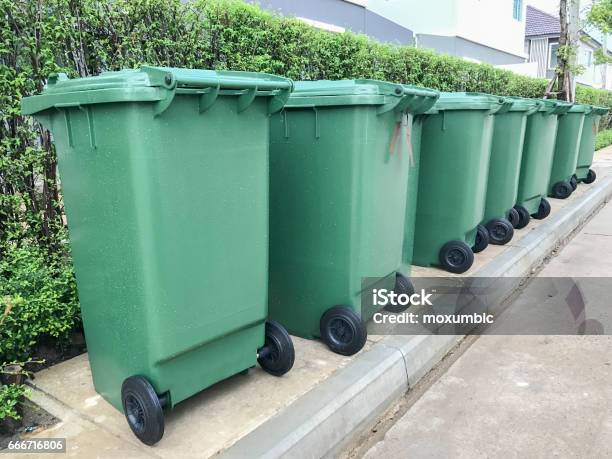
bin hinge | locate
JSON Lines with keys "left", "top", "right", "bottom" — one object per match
{"left": 198, "top": 84, "right": 220, "bottom": 113}
{"left": 377, "top": 96, "right": 403, "bottom": 116}
{"left": 153, "top": 89, "right": 176, "bottom": 117}
{"left": 268, "top": 88, "right": 291, "bottom": 115}
{"left": 237, "top": 87, "right": 257, "bottom": 113}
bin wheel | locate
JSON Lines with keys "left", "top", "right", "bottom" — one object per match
{"left": 320, "top": 306, "right": 367, "bottom": 356}
{"left": 532, "top": 198, "right": 551, "bottom": 220}
{"left": 583, "top": 168, "right": 597, "bottom": 184}
{"left": 440, "top": 240, "right": 474, "bottom": 274}
{"left": 384, "top": 273, "right": 414, "bottom": 313}
{"left": 513, "top": 205, "right": 531, "bottom": 229}
{"left": 551, "top": 181, "right": 572, "bottom": 199}
{"left": 121, "top": 376, "right": 165, "bottom": 446}
{"left": 507, "top": 208, "right": 520, "bottom": 229}
{"left": 570, "top": 175, "right": 578, "bottom": 190}
{"left": 471, "top": 225, "right": 489, "bottom": 253}
{"left": 257, "top": 321, "right": 295, "bottom": 376}
{"left": 485, "top": 218, "right": 514, "bottom": 245}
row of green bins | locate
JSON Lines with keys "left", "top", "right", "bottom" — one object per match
{"left": 412, "top": 92, "right": 510, "bottom": 274}
{"left": 480, "top": 97, "right": 541, "bottom": 245}
{"left": 21, "top": 66, "right": 297, "bottom": 446}
{"left": 268, "top": 80, "right": 439, "bottom": 356}
{"left": 575, "top": 106, "right": 609, "bottom": 184}
{"left": 548, "top": 104, "right": 590, "bottom": 199}
{"left": 513, "top": 98, "right": 572, "bottom": 228}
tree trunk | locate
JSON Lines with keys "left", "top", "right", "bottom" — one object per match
{"left": 558, "top": 0, "right": 570, "bottom": 101}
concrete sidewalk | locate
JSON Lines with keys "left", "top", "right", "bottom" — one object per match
{"left": 361, "top": 188, "right": 612, "bottom": 458}
{"left": 18, "top": 146, "right": 612, "bottom": 458}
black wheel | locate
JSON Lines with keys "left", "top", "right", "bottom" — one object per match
{"left": 507, "top": 207, "right": 520, "bottom": 229}
{"left": 583, "top": 168, "right": 596, "bottom": 184}
{"left": 485, "top": 218, "right": 514, "bottom": 245}
{"left": 439, "top": 240, "right": 474, "bottom": 274}
{"left": 551, "top": 180, "right": 572, "bottom": 199}
{"left": 570, "top": 175, "right": 578, "bottom": 190}
{"left": 471, "top": 225, "right": 489, "bottom": 253}
{"left": 121, "top": 376, "right": 165, "bottom": 445}
{"left": 532, "top": 198, "right": 551, "bottom": 220}
{"left": 513, "top": 205, "right": 531, "bottom": 229}
{"left": 384, "top": 273, "right": 414, "bottom": 313}
{"left": 320, "top": 306, "right": 367, "bottom": 356}
{"left": 257, "top": 320, "right": 295, "bottom": 376}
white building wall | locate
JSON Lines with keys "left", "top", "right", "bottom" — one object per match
{"left": 367, "top": 0, "right": 527, "bottom": 59}
{"left": 455, "top": 0, "right": 527, "bottom": 58}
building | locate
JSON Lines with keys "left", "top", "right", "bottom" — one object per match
{"left": 524, "top": 5, "right": 612, "bottom": 89}
{"left": 243, "top": 0, "right": 414, "bottom": 45}
{"left": 246, "top": 0, "right": 529, "bottom": 65}
{"left": 368, "top": 0, "right": 528, "bottom": 65}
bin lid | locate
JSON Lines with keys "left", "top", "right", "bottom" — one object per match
{"left": 509, "top": 97, "right": 572, "bottom": 115}
{"left": 567, "top": 104, "right": 591, "bottom": 113}
{"left": 505, "top": 97, "right": 540, "bottom": 112}
{"left": 428, "top": 92, "right": 508, "bottom": 112}
{"left": 590, "top": 105, "right": 609, "bottom": 115}
{"left": 284, "top": 80, "right": 439, "bottom": 114}
{"left": 21, "top": 66, "right": 293, "bottom": 115}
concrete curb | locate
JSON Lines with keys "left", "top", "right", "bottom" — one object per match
{"left": 220, "top": 175, "right": 612, "bottom": 459}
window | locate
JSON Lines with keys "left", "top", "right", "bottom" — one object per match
{"left": 548, "top": 42, "right": 559, "bottom": 69}
{"left": 584, "top": 49, "right": 593, "bottom": 67}
{"left": 513, "top": 0, "right": 523, "bottom": 20}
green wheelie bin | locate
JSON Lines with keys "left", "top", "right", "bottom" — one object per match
{"left": 401, "top": 85, "right": 441, "bottom": 272}
{"left": 575, "top": 106, "right": 609, "bottom": 184}
{"left": 481, "top": 97, "right": 540, "bottom": 243}
{"left": 548, "top": 104, "right": 589, "bottom": 199}
{"left": 21, "top": 67, "right": 295, "bottom": 445}
{"left": 412, "top": 92, "right": 510, "bottom": 274}
{"left": 268, "top": 80, "right": 439, "bottom": 356}
{"left": 514, "top": 98, "right": 571, "bottom": 228}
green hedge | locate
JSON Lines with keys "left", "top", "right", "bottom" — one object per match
{"left": 1, "top": 0, "right": 612, "bottom": 365}
{"left": 596, "top": 129, "right": 612, "bottom": 150}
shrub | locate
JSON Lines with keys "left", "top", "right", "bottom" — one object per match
{"left": 0, "top": 241, "right": 79, "bottom": 363}
{"left": 595, "top": 129, "right": 612, "bottom": 150}
{"left": 0, "top": 384, "right": 30, "bottom": 421}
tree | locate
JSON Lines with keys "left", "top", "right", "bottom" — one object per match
{"left": 546, "top": 0, "right": 582, "bottom": 101}
{"left": 588, "top": 0, "right": 612, "bottom": 87}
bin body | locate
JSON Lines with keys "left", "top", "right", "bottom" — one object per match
{"left": 576, "top": 106, "right": 609, "bottom": 180}
{"left": 412, "top": 93, "right": 506, "bottom": 268}
{"left": 548, "top": 105, "right": 588, "bottom": 193}
{"left": 482, "top": 99, "right": 538, "bottom": 224}
{"left": 21, "top": 67, "right": 292, "bottom": 410}
{"left": 268, "top": 80, "right": 438, "bottom": 338}
{"left": 516, "top": 99, "right": 571, "bottom": 214}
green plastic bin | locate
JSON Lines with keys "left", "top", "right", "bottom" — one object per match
{"left": 401, "top": 85, "right": 441, "bottom": 270}
{"left": 548, "top": 104, "right": 590, "bottom": 199}
{"left": 514, "top": 98, "right": 571, "bottom": 227}
{"left": 575, "top": 106, "right": 609, "bottom": 184}
{"left": 481, "top": 97, "right": 540, "bottom": 243}
{"left": 268, "top": 80, "right": 439, "bottom": 356}
{"left": 21, "top": 67, "right": 296, "bottom": 445}
{"left": 412, "top": 92, "right": 510, "bottom": 274}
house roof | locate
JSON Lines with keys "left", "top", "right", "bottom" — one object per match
{"left": 525, "top": 5, "right": 560, "bottom": 37}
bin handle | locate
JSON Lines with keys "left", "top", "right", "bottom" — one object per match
{"left": 524, "top": 101, "right": 542, "bottom": 116}
{"left": 488, "top": 98, "right": 512, "bottom": 114}
{"left": 143, "top": 66, "right": 294, "bottom": 116}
